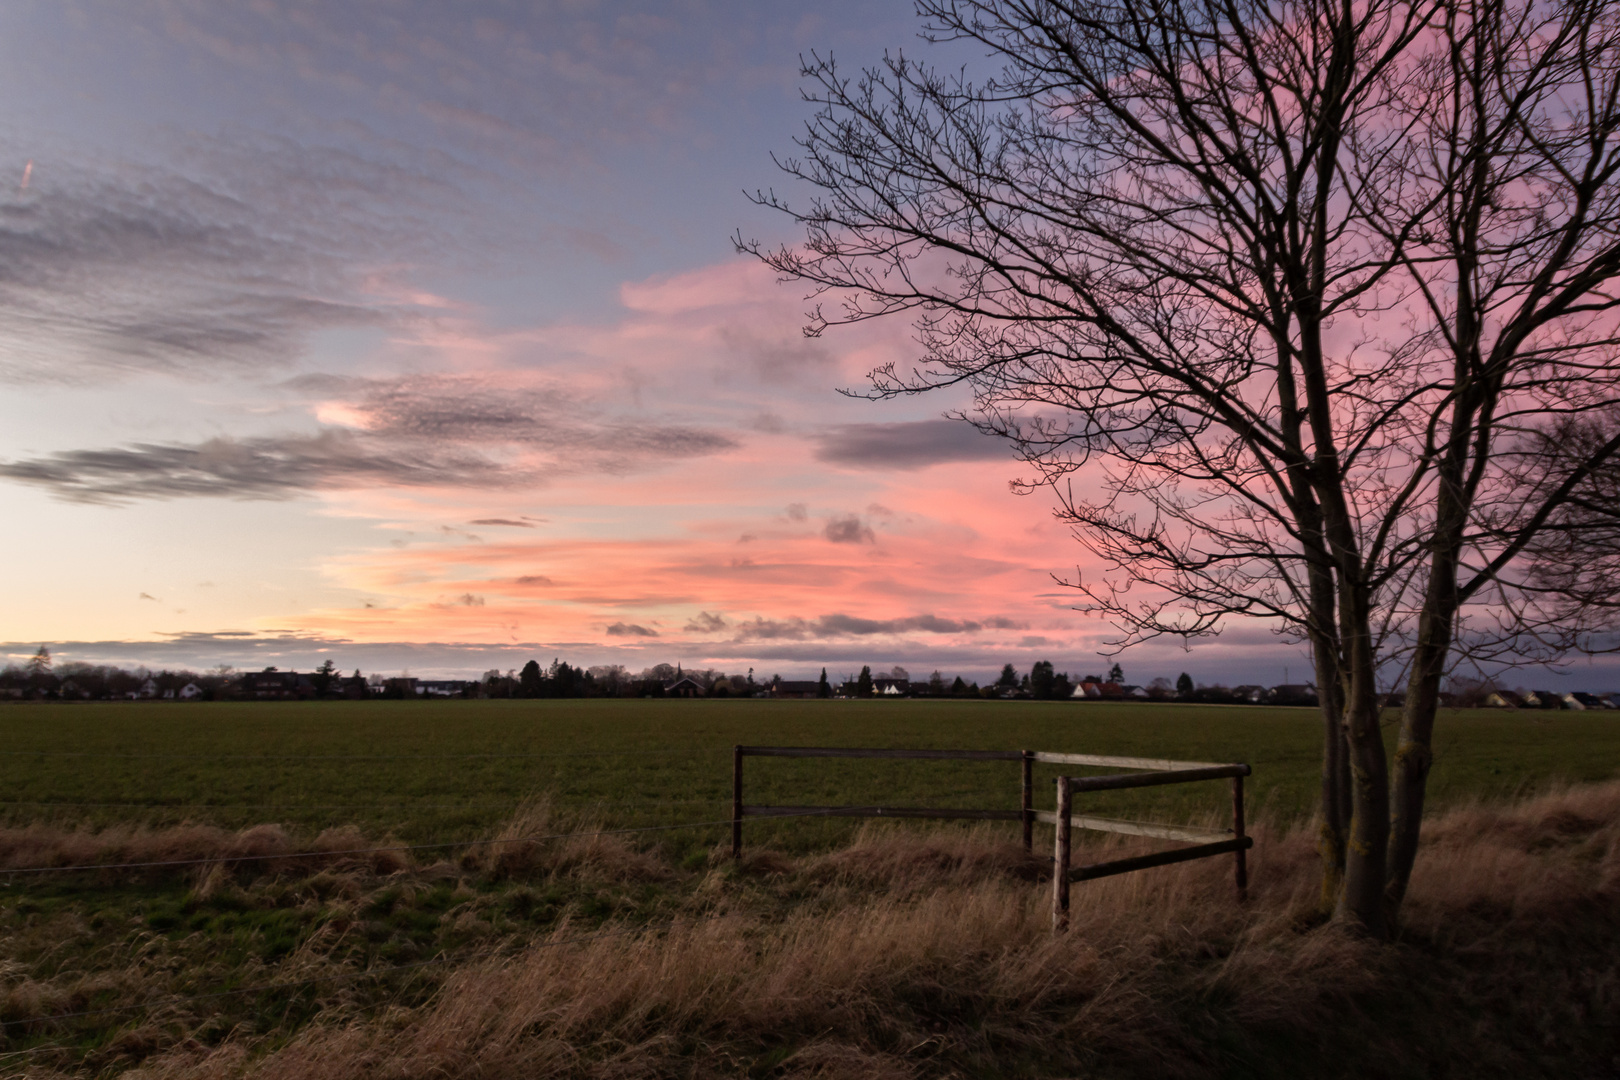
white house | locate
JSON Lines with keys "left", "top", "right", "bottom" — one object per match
{"left": 178, "top": 682, "right": 204, "bottom": 700}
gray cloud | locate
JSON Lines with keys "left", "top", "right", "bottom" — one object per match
{"left": 0, "top": 154, "right": 430, "bottom": 383}
{"left": 684, "top": 611, "right": 727, "bottom": 633}
{"left": 784, "top": 502, "right": 808, "bottom": 522}
{"left": 717, "top": 325, "right": 835, "bottom": 386}
{"left": 470, "top": 518, "right": 535, "bottom": 528}
{"left": 0, "top": 374, "right": 737, "bottom": 502}
{"left": 342, "top": 375, "right": 736, "bottom": 466}
{"left": 731, "top": 613, "right": 1027, "bottom": 641}
{"left": 823, "top": 514, "right": 875, "bottom": 544}
{"left": 605, "top": 622, "right": 658, "bottom": 637}
{"left": 0, "top": 430, "right": 510, "bottom": 504}
{"left": 812, "top": 420, "right": 1008, "bottom": 471}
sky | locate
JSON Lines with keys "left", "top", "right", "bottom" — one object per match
{"left": 1, "top": 1, "right": 1611, "bottom": 689}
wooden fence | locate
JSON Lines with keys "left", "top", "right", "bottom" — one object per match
{"left": 1043, "top": 754, "right": 1251, "bottom": 931}
{"left": 730, "top": 745, "right": 1251, "bottom": 930}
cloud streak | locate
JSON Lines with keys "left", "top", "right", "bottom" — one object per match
{"left": 731, "top": 613, "right": 1026, "bottom": 641}
{"left": 0, "top": 430, "right": 510, "bottom": 504}
{"left": 0, "top": 149, "right": 454, "bottom": 383}
{"left": 813, "top": 420, "right": 1008, "bottom": 470}
{"left": 0, "top": 374, "right": 738, "bottom": 503}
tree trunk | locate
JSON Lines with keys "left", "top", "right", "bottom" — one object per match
{"left": 1314, "top": 643, "right": 1350, "bottom": 913}
{"left": 1305, "top": 554, "right": 1349, "bottom": 913}
{"left": 1387, "top": 495, "right": 1466, "bottom": 920}
{"left": 1333, "top": 582, "right": 1391, "bottom": 938}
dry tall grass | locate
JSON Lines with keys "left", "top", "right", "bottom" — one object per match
{"left": 14, "top": 784, "right": 1620, "bottom": 1079}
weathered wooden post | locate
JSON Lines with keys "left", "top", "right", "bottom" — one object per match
{"left": 1231, "top": 773, "right": 1248, "bottom": 901}
{"left": 1052, "top": 776, "right": 1071, "bottom": 932}
{"left": 732, "top": 745, "right": 744, "bottom": 859}
{"left": 1021, "top": 750, "right": 1034, "bottom": 853}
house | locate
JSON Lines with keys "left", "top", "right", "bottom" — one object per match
{"left": 236, "top": 669, "right": 316, "bottom": 700}
{"left": 415, "top": 680, "right": 467, "bottom": 698}
{"left": 1231, "top": 685, "right": 1267, "bottom": 704}
{"left": 1485, "top": 690, "right": 1525, "bottom": 708}
{"left": 178, "top": 682, "right": 204, "bottom": 700}
{"left": 1527, "top": 690, "right": 1564, "bottom": 709}
{"left": 1268, "top": 684, "right": 1319, "bottom": 706}
{"left": 136, "top": 678, "right": 159, "bottom": 699}
{"left": 1600, "top": 693, "right": 1620, "bottom": 710}
{"left": 771, "top": 680, "right": 821, "bottom": 699}
{"left": 1072, "top": 681, "right": 1101, "bottom": 699}
{"left": 1565, "top": 691, "right": 1608, "bottom": 710}
{"left": 665, "top": 676, "right": 707, "bottom": 698}
{"left": 871, "top": 677, "right": 910, "bottom": 696}
{"left": 1094, "top": 681, "right": 1127, "bottom": 700}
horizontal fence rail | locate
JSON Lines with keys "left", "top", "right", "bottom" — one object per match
{"left": 1068, "top": 838, "right": 1252, "bottom": 883}
{"left": 1031, "top": 752, "right": 1234, "bottom": 771}
{"left": 743, "top": 805, "right": 1024, "bottom": 821}
{"left": 1065, "top": 763, "right": 1250, "bottom": 792}
{"left": 1032, "top": 812, "right": 1230, "bottom": 845}
{"left": 732, "top": 745, "right": 1038, "bottom": 856}
{"left": 736, "top": 746, "right": 1024, "bottom": 761}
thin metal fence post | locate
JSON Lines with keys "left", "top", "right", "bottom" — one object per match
{"left": 1052, "top": 776, "right": 1071, "bottom": 932}
{"left": 1232, "top": 774, "right": 1248, "bottom": 901}
{"left": 732, "top": 746, "right": 744, "bottom": 859}
{"left": 1021, "top": 750, "right": 1034, "bottom": 853}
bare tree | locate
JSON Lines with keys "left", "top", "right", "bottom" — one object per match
{"left": 744, "top": 0, "right": 1620, "bottom": 935}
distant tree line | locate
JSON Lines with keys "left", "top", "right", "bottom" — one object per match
{"left": 2, "top": 647, "right": 1367, "bottom": 707}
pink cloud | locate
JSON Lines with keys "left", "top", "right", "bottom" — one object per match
{"left": 231, "top": 259, "right": 1121, "bottom": 667}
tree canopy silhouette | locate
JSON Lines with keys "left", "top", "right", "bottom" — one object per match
{"left": 746, "top": 0, "right": 1620, "bottom": 935}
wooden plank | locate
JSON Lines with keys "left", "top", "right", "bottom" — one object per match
{"left": 1033, "top": 811, "right": 1229, "bottom": 844}
{"left": 1020, "top": 750, "right": 1034, "bottom": 852}
{"left": 741, "top": 804, "right": 1023, "bottom": 821}
{"left": 1033, "top": 751, "right": 1235, "bottom": 771}
{"left": 1232, "top": 775, "right": 1248, "bottom": 901}
{"left": 1052, "top": 777, "right": 1071, "bottom": 932}
{"left": 731, "top": 745, "right": 744, "bottom": 859}
{"left": 738, "top": 746, "right": 1023, "bottom": 761}
{"left": 1066, "top": 763, "right": 1251, "bottom": 792}
{"left": 1068, "top": 837, "right": 1254, "bottom": 882}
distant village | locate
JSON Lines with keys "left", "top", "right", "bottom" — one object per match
{"left": 2, "top": 648, "right": 1617, "bottom": 709}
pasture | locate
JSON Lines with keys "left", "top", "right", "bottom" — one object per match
{"left": 1, "top": 699, "right": 1614, "bottom": 852}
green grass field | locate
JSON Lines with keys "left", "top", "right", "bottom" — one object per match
{"left": 1, "top": 698, "right": 1615, "bottom": 854}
